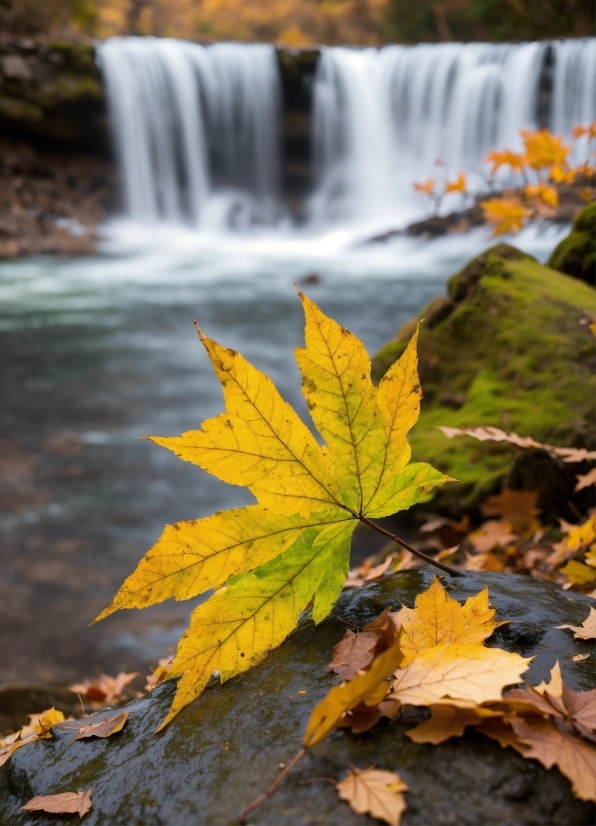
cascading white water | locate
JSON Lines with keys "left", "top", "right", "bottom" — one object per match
{"left": 98, "top": 38, "right": 282, "bottom": 228}
{"left": 310, "top": 39, "right": 596, "bottom": 226}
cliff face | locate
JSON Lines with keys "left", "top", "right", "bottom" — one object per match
{"left": 0, "top": 37, "right": 109, "bottom": 153}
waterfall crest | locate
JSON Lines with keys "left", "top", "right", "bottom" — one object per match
{"left": 98, "top": 38, "right": 282, "bottom": 228}
{"left": 310, "top": 39, "right": 596, "bottom": 226}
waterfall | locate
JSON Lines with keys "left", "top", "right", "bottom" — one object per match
{"left": 310, "top": 39, "right": 596, "bottom": 226}
{"left": 98, "top": 38, "right": 282, "bottom": 228}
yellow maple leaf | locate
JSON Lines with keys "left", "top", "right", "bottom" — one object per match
{"left": 96, "top": 296, "right": 452, "bottom": 727}
{"left": 481, "top": 198, "right": 532, "bottom": 237}
{"left": 388, "top": 643, "right": 531, "bottom": 706}
{"left": 391, "top": 577, "right": 504, "bottom": 666}
{"left": 565, "top": 516, "right": 596, "bottom": 551}
{"left": 336, "top": 767, "right": 409, "bottom": 826}
{"left": 520, "top": 129, "right": 570, "bottom": 170}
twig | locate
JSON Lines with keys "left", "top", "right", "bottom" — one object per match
{"left": 358, "top": 514, "right": 464, "bottom": 577}
{"left": 238, "top": 748, "right": 306, "bottom": 824}
{"left": 298, "top": 777, "right": 337, "bottom": 786}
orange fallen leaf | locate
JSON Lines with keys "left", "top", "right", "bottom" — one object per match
{"left": 481, "top": 488, "right": 541, "bottom": 535}
{"left": 572, "top": 654, "right": 590, "bottom": 662}
{"left": 21, "top": 790, "right": 92, "bottom": 819}
{"left": 557, "top": 606, "right": 596, "bottom": 640}
{"left": 391, "top": 577, "right": 504, "bottom": 666}
{"left": 145, "top": 656, "right": 174, "bottom": 692}
{"left": 337, "top": 766, "right": 408, "bottom": 826}
{"left": 58, "top": 711, "right": 129, "bottom": 741}
{"left": 304, "top": 630, "right": 402, "bottom": 748}
{"left": 575, "top": 468, "right": 596, "bottom": 493}
{"left": 406, "top": 702, "right": 501, "bottom": 744}
{"left": 328, "top": 630, "right": 380, "bottom": 681}
{"left": 68, "top": 672, "right": 139, "bottom": 704}
{"left": 508, "top": 715, "right": 596, "bottom": 802}
{"left": 467, "top": 520, "right": 517, "bottom": 553}
{"left": 389, "top": 643, "right": 531, "bottom": 706}
{"left": 344, "top": 554, "right": 396, "bottom": 588}
{"left": 533, "top": 661, "right": 563, "bottom": 697}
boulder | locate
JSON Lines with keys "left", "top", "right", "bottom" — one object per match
{"left": 0, "top": 571, "right": 594, "bottom": 825}
{"left": 372, "top": 244, "right": 596, "bottom": 516}
{"left": 548, "top": 202, "right": 596, "bottom": 285}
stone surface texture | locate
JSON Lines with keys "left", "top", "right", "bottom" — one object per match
{"left": 0, "top": 571, "right": 594, "bottom": 825}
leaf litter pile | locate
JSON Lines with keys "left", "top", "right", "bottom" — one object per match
{"left": 1, "top": 295, "right": 594, "bottom": 823}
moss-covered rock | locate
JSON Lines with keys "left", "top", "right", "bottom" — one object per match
{"left": 0, "top": 571, "right": 594, "bottom": 825}
{"left": 372, "top": 244, "right": 596, "bottom": 515}
{"left": 548, "top": 202, "right": 596, "bottom": 285}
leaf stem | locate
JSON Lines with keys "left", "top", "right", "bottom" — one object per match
{"left": 238, "top": 747, "right": 306, "bottom": 824}
{"left": 357, "top": 514, "right": 464, "bottom": 577}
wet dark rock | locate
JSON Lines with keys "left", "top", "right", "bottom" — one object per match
{"left": 1, "top": 571, "right": 594, "bottom": 825}
{"left": 0, "top": 684, "right": 80, "bottom": 734}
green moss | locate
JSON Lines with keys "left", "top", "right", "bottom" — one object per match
{"left": 372, "top": 244, "right": 596, "bottom": 513}
{"left": 548, "top": 202, "right": 595, "bottom": 285}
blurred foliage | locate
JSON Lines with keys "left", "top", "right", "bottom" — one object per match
{"left": 0, "top": 0, "right": 592, "bottom": 43}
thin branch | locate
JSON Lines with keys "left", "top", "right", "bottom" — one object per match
{"left": 298, "top": 777, "right": 337, "bottom": 786}
{"left": 238, "top": 748, "right": 306, "bottom": 824}
{"left": 358, "top": 514, "right": 464, "bottom": 577}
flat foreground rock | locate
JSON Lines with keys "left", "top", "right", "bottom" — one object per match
{"left": 1, "top": 571, "right": 594, "bottom": 825}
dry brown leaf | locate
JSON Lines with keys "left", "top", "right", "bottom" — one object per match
{"left": 438, "top": 426, "right": 596, "bottom": 463}
{"left": 557, "top": 606, "right": 596, "bottom": 640}
{"left": 328, "top": 630, "right": 380, "bottom": 681}
{"left": 68, "top": 672, "right": 139, "bottom": 704}
{"left": 21, "top": 790, "right": 92, "bottom": 819}
{"left": 58, "top": 711, "right": 129, "bottom": 741}
{"left": 508, "top": 715, "right": 596, "bottom": 802}
{"left": 461, "top": 551, "right": 505, "bottom": 571}
{"left": 391, "top": 577, "right": 504, "bottom": 666}
{"left": 303, "top": 630, "right": 402, "bottom": 748}
{"left": 406, "top": 702, "right": 501, "bottom": 744}
{"left": 481, "top": 488, "right": 541, "bottom": 535}
{"left": 145, "top": 656, "right": 174, "bottom": 692}
{"left": 505, "top": 683, "right": 596, "bottom": 739}
{"left": 389, "top": 643, "right": 531, "bottom": 706}
{"left": 467, "top": 520, "right": 517, "bottom": 553}
{"left": 477, "top": 716, "right": 530, "bottom": 752}
{"left": 344, "top": 554, "right": 395, "bottom": 588}
{"left": 575, "top": 468, "right": 596, "bottom": 493}
{"left": 337, "top": 766, "right": 409, "bottom": 826}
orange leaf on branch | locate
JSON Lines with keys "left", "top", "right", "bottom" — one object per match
{"left": 445, "top": 173, "right": 467, "bottom": 195}
{"left": 520, "top": 128, "right": 570, "bottom": 171}
{"left": 481, "top": 197, "right": 531, "bottom": 236}
{"left": 485, "top": 149, "right": 526, "bottom": 175}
